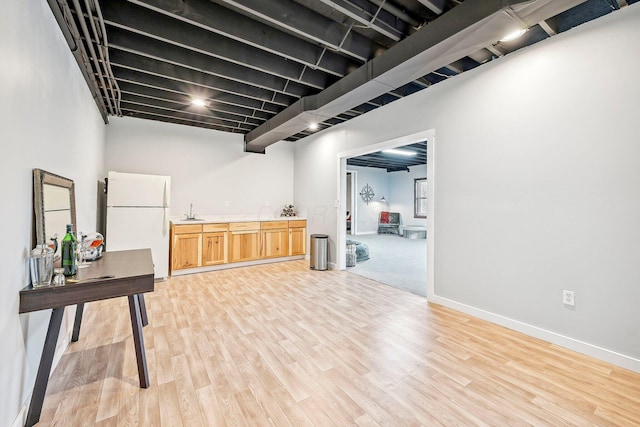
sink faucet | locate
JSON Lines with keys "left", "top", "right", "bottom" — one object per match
{"left": 186, "top": 203, "right": 197, "bottom": 219}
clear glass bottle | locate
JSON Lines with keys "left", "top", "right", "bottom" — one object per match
{"left": 61, "top": 224, "right": 77, "bottom": 276}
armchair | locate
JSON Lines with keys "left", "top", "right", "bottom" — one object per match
{"left": 378, "top": 211, "right": 400, "bottom": 235}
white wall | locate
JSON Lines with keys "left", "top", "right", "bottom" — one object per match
{"left": 346, "top": 164, "right": 427, "bottom": 234}
{"left": 294, "top": 4, "right": 640, "bottom": 370}
{"left": 0, "top": 1, "right": 106, "bottom": 425}
{"left": 105, "top": 117, "right": 295, "bottom": 219}
{"left": 348, "top": 166, "right": 389, "bottom": 233}
{"left": 388, "top": 165, "right": 427, "bottom": 228}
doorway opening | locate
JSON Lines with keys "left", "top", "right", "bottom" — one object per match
{"left": 336, "top": 129, "right": 435, "bottom": 298}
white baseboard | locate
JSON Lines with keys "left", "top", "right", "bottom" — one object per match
{"left": 11, "top": 403, "right": 27, "bottom": 427}
{"left": 429, "top": 295, "right": 640, "bottom": 373}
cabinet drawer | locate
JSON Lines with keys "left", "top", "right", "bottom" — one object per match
{"left": 288, "top": 220, "right": 306, "bottom": 228}
{"left": 203, "top": 223, "right": 228, "bottom": 232}
{"left": 173, "top": 224, "right": 202, "bottom": 234}
{"left": 261, "top": 220, "right": 288, "bottom": 230}
{"left": 229, "top": 221, "right": 260, "bottom": 232}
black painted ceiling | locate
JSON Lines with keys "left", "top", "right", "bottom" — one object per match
{"left": 48, "top": 0, "right": 633, "bottom": 156}
{"left": 347, "top": 141, "right": 427, "bottom": 172}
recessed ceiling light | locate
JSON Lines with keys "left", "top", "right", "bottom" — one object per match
{"left": 309, "top": 123, "right": 319, "bottom": 130}
{"left": 500, "top": 28, "right": 527, "bottom": 42}
{"left": 383, "top": 148, "right": 417, "bottom": 156}
{"left": 191, "top": 98, "right": 207, "bottom": 107}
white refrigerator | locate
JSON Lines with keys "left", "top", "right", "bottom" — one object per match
{"left": 105, "top": 171, "right": 171, "bottom": 280}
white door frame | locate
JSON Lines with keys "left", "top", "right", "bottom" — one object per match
{"left": 346, "top": 170, "right": 357, "bottom": 235}
{"left": 336, "top": 129, "right": 436, "bottom": 299}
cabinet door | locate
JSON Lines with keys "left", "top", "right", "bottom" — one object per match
{"left": 202, "top": 232, "right": 227, "bottom": 266}
{"left": 228, "top": 230, "right": 260, "bottom": 263}
{"left": 172, "top": 233, "right": 202, "bottom": 270}
{"left": 261, "top": 228, "right": 289, "bottom": 258}
{"left": 289, "top": 226, "right": 306, "bottom": 256}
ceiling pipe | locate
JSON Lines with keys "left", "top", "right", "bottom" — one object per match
{"left": 71, "top": 0, "right": 116, "bottom": 115}
{"left": 90, "top": 0, "right": 124, "bottom": 116}
{"left": 244, "top": 0, "right": 588, "bottom": 153}
{"left": 46, "top": 0, "right": 109, "bottom": 123}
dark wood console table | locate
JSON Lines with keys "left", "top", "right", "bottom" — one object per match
{"left": 19, "top": 249, "right": 155, "bottom": 427}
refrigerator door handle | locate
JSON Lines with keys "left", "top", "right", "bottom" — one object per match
{"left": 163, "top": 207, "right": 168, "bottom": 236}
{"left": 163, "top": 181, "right": 168, "bottom": 208}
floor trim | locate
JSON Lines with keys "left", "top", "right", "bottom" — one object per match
{"left": 430, "top": 294, "right": 640, "bottom": 373}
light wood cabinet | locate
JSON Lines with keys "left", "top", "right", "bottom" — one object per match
{"left": 202, "top": 223, "right": 228, "bottom": 266}
{"left": 170, "top": 219, "right": 306, "bottom": 275}
{"left": 228, "top": 222, "right": 260, "bottom": 263}
{"left": 288, "top": 220, "right": 307, "bottom": 256}
{"left": 261, "top": 221, "right": 289, "bottom": 258}
{"left": 171, "top": 224, "right": 203, "bottom": 270}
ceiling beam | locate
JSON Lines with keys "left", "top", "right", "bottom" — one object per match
{"left": 244, "top": 0, "right": 590, "bottom": 152}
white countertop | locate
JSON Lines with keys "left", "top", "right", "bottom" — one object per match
{"left": 171, "top": 215, "right": 306, "bottom": 225}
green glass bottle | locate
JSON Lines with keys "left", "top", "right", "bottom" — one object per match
{"left": 61, "top": 224, "right": 77, "bottom": 276}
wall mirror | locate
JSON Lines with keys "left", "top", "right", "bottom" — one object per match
{"left": 33, "top": 169, "right": 77, "bottom": 256}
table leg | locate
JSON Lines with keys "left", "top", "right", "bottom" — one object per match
{"left": 71, "top": 303, "right": 85, "bottom": 342}
{"left": 138, "top": 294, "right": 148, "bottom": 327}
{"left": 128, "top": 294, "right": 150, "bottom": 388}
{"left": 25, "top": 307, "right": 64, "bottom": 427}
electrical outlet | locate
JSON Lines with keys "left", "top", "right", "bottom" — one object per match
{"left": 562, "top": 290, "right": 575, "bottom": 306}
{"left": 224, "top": 200, "right": 229, "bottom": 207}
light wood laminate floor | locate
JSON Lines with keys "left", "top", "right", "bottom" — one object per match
{"left": 38, "top": 260, "right": 640, "bottom": 426}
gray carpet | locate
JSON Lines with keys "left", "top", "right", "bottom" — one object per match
{"left": 346, "top": 233, "right": 427, "bottom": 297}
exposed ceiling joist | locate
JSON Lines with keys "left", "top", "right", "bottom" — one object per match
{"left": 214, "top": 0, "right": 383, "bottom": 61}
{"left": 131, "top": 0, "right": 360, "bottom": 77}
{"left": 416, "top": 0, "right": 446, "bottom": 15}
{"left": 107, "top": 0, "right": 340, "bottom": 83}
{"left": 244, "top": 0, "right": 589, "bottom": 153}
{"left": 538, "top": 18, "right": 558, "bottom": 36}
{"left": 347, "top": 141, "right": 427, "bottom": 172}
{"left": 46, "top": 0, "right": 632, "bottom": 153}
{"left": 315, "top": 0, "right": 405, "bottom": 42}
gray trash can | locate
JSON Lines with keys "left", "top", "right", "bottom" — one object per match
{"left": 310, "top": 234, "right": 328, "bottom": 270}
